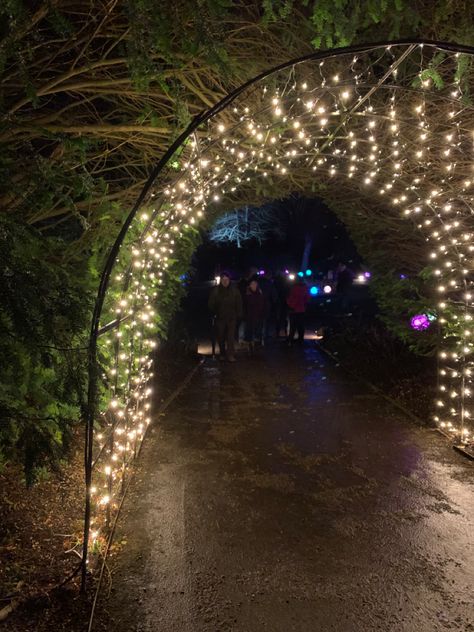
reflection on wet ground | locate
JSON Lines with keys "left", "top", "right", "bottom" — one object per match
{"left": 103, "top": 342, "right": 474, "bottom": 632}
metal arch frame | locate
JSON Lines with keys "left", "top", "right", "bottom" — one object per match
{"left": 81, "top": 38, "right": 474, "bottom": 591}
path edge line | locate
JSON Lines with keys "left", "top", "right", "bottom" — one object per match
{"left": 317, "top": 343, "right": 472, "bottom": 462}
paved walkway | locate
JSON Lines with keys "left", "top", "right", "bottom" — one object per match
{"left": 101, "top": 343, "right": 473, "bottom": 632}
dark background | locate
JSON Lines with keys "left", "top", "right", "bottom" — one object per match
{"left": 192, "top": 197, "right": 363, "bottom": 282}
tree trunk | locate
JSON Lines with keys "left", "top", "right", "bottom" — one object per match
{"left": 300, "top": 233, "right": 313, "bottom": 272}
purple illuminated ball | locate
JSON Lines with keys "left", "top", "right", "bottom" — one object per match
{"left": 410, "top": 314, "right": 430, "bottom": 331}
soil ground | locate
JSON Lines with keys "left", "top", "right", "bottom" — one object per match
{"left": 0, "top": 437, "right": 85, "bottom": 629}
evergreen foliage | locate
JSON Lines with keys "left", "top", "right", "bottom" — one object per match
{"left": 0, "top": 217, "right": 91, "bottom": 483}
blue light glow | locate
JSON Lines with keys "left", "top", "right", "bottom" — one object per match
{"left": 305, "top": 269, "right": 312, "bottom": 276}
{"left": 310, "top": 286, "right": 319, "bottom": 296}
{"left": 297, "top": 271, "right": 304, "bottom": 278}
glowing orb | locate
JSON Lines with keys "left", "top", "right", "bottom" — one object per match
{"left": 310, "top": 286, "right": 319, "bottom": 296}
{"left": 305, "top": 269, "right": 312, "bottom": 276}
{"left": 410, "top": 314, "right": 430, "bottom": 331}
{"left": 323, "top": 285, "right": 332, "bottom": 294}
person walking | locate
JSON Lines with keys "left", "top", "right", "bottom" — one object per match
{"left": 208, "top": 272, "right": 242, "bottom": 362}
{"left": 274, "top": 271, "right": 290, "bottom": 337}
{"left": 286, "top": 278, "right": 309, "bottom": 344}
{"left": 258, "top": 271, "right": 278, "bottom": 341}
{"left": 335, "top": 262, "right": 354, "bottom": 315}
{"left": 243, "top": 279, "right": 265, "bottom": 352}
{"left": 237, "top": 267, "right": 258, "bottom": 342}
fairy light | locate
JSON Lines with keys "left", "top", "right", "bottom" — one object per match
{"left": 86, "top": 42, "right": 474, "bottom": 568}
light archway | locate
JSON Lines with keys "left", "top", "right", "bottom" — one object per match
{"left": 81, "top": 40, "right": 474, "bottom": 586}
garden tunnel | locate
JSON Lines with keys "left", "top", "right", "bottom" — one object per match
{"left": 81, "top": 40, "right": 474, "bottom": 586}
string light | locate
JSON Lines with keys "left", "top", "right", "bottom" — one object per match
{"left": 87, "top": 42, "right": 474, "bottom": 562}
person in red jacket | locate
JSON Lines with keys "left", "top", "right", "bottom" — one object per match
{"left": 286, "top": 278, "right": 309, "bottom": 344}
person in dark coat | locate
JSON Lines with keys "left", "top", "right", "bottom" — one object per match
{"left": 237, "top": 267, "right": 258, "bottom": 342}
{"left": 243, "top": 279, "right": 265, "bottom": 350}
{"left": 274, "top": 271, "right": 289, "bottom": 337}
{"left": 335, "top": 262, "right": 354, "bottom": 314}
{"left": 286, "top": 279, "right": 309, "bottom": 344}
{"left": 238, "top": 267, "right": 258, "bottom": 297}
{"left": 208, "top": 272, "right": 243, "bottom": 362}
{"left": 258, "top": 272, "right": 278, "bottom": 340}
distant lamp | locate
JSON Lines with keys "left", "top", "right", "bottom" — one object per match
{"left": 215, "top": 276, "right": 221, "bottom": 285}
{"left": 288, "top": 273, "right": 296, "bottom": 281}
{"left": 364, "top": 271, "right": 371, "bottom": 278}
{"left": 410, "top": 314, "right": 430, "bottom": 331}
{"left": 323, "top": 285, "right": 332, "bottom": 294}
{"left": 259, "top": 269, "right": 265, "bottom": 275}
{"left": 310, "top": 286, "right": 319, "bottom": 296}
{"left": 305, "top": 269, "right": 312, "bottom": 276}
{"left": 297, "top": 271, "right": 304, "bottom": 278}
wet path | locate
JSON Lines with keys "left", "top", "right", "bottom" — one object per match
{"left": 102, "top": 344, "right": 474, "bottom": 632}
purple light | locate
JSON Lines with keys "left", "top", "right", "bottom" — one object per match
{"left": 285, "top": 269, "right": 289, "bottom": 275}
{"left": 364, "top": 271, "right": 371, "bottom": 278}
{"left": 410, "top": 314, "right": 430, "bottom": 331}
{"left": 258, "top": 269, "right": 265, "bottom": 275}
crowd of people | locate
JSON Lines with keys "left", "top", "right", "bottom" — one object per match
{"left": 208, "top": 267, "right": 312, "bottom": 362}
{"left": 208, "top": 264, "right": 354, "bottom": 362}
